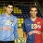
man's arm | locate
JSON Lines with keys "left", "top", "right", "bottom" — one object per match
{"left": 14, "top": 18, "right": 18, "bottom": 39}
{"left": 41, "top": 18, "right": 43, "bottom": 43}
{"left": 22, "top": 22, "right": 27, "bottom": 43}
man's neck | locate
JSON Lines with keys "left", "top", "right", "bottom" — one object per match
{"left": 30, "top": 16, "right": 37, "bottom": 21}
{"left": 5, "top": 13, "right": 11, "bottom": 17}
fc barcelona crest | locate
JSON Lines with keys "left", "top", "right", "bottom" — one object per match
{"left": 37, "top": 22, "right": 41, "bottom": 29}
{"left": 10, "top": 20, "right": 14, "bottom": 22}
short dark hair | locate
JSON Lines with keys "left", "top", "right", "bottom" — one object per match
{"left": 29, "top": 5, "right": 38, "bottom": 11}
{"left": 5, "top": 2, "right": 14, "bottom": 7}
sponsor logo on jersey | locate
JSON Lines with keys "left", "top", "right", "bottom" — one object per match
{"left": 31, "top": 23, "right": 41, "bottom": 29}
{"left": 31, "top": 24, "right": 37, "bottom": 29}
{"left": 5, "top": 20, "right": 10, "bottom": 25}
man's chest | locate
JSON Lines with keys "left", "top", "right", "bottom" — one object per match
{"left": 1, "top": 17, "right": 15, "bottom": 27}
{"left": 25, "top": 20, "right": 42, "bottom": 32}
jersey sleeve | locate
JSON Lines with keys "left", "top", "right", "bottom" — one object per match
{"left": 41, "top": 18, "right": 43, "bottom": 31}
{"left": 0, "top": 15, "right": 3, "bottom": 28}
{"left": 41, "top": 18, "right": 43, "bottom": 42}
{"left": 14, "top": 17, "right": 18, "bottom": 39}
{"left": 22, "top": 21, "right": 26, "bottom": 32}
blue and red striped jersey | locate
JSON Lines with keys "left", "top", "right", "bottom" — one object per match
{"left": 23, "top": 17, "right": 43, "bottom": 43}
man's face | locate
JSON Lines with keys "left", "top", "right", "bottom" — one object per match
{"left": 29, "top": 7, "right": 38, "bottom": 18}
{"left": 5, "top": 5, "right": 13, "bottom": 14}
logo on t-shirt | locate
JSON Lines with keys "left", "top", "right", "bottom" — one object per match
{"left": 10, "top": 20, "right": 14, "bottom": 26}
{"left": 5, "top": 20, "right": 10, "bottom": 25}
{"left": 5, "top": 20, "right": 14, "bottom": 26}
{"left": 37, "top": 22, "right": 41, "bottom": 29}
{"left": 31, "top": 22, "right": 41, "bottom": 29}
{"left": 31, "top": 24, "right": 37, "bottom": 29}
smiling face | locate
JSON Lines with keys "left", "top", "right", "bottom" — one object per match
{"left": 29, "top": 7, "right": 38, "bottom": 18}
{"left": 5, "top": 5, "right": 13, "bottom": 15}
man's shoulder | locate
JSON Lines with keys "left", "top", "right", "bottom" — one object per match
{"left": 37, "top": 17, "right": 42, "bottom": 20}
{"left": 25, "top": 18, "right": 30, "bottom": 21}
{"left": 11, "top": 15, "right": 18, "bottom": 22}
{"left": 37, "top": 17, "right": 43, "bottom": 23}
{"left": 11, "top": 15, "right": 17, "bottom": 19}
{"left": 0, "top": 14, "right": 5, "bottom": 17}
{"left": 0, "top": 14, "right": 4, "bottom": 18}
{"left": 0, "top": 14, "right": 5, "bottom": 20}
